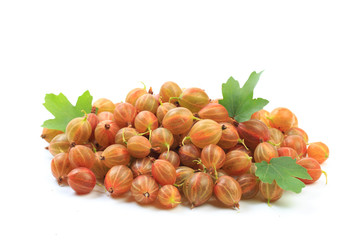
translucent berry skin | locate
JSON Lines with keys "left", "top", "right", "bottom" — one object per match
{"left": 307, "top": 142, "right": 329, "bottom": 164}
{"left": 130, "top": 157, "right": 153, "bottom": 177}
{"left": 51, "top": 153, "right": 73, "bottom": 185}
{"left": 277, "top": 147, "right": 299, "bottom": 160}
{"left": 214, "top": 176, "right": 242, "bottom": 208}
{"left": 94, "top": 120, "right": 120, "bottom": 148}
{"left": 131, "top": 175, "right": 159, "bottom": 204}
{"left": 127, "top": 136, "right": 152, "bottom": 158}
{"left": 87, "top": 113, "right": 99, "bottom": 132}
{"left": 114, "top": 127, "right": 138, "bottom": 146}
{"left": 159, "top": 81, "right": 182, "bottom": 103}
{"left": 188, "top": 119, "right": 222, "bottom": 148}
{"left": 97, "top": 111, "right": 114, "bottom": 122}
{"left": 281, "top": 135, "right": 307, "bottom": 158}
{"left": 152, "top": 159, "right": 177, "bottom": 186}
{"left": 104, "top": 165, "right": 133, "bottom": 197}
{"left": 236, "top": 174, "right": 259, "bottom": 199}
{"left": 285, "top": 127, "right": 309, "bottom": 144}
{"left": 183, "top": 172, "right": 214, "bottom": 208}
{"left": 41, "top": 128, "right": 63, "bottom": 143}
{"left": 113, "top": 102, "right": 137, "bottom": 128}
{"left": 175, "top": 166, "right": 195, "bottom": 187}
{"left": 236, "top": 119, "right": 270, "bottom": 152}
{"left": 268, "top": 128, "right": 284, "bottom": 147}
{"left": 91, "top": 151, "right": 110, "bottom": 180}
{"left": 200, "top": 144, "right": 226, "bottom": 174}
{"left": 65, "top": 117, "right": 92, "bottom": 145}
{"left": 162, "top": 107, "right": 194, "bottom": 135}
{"left": 156, "top": 102, "right": 176, "bottom": 124}
{"left": 251, "top": 109, "right": 271, "bottom": 127}
{"left": 269, "top": 107, "right": 297, "bottom": 132}
{"left": 157, "top": 185, "right": 181, "bottom": 209}
{"left": 198, "top": 103, "right": 229, "bottom": 123}
{"left": 93, "top": 98, "right": 115, "bottom": 113}
{"left": 69, "top": 145, "right": 96, "bottom": 169}
{"left": 259, "top": 181, "right": 284, "bottom": 203}
{"left": 49, "top": 133, "right": 71, "bottom": 156}
{"left": 222, "top": 150, "right": 252, "bottom": 176}
{"left": 125, "top": 88, "right": 148, "bottom": 106}
{"left": 100, "top": 144, "right": 131, "bottom": 168}
{"left": 217, "top": 123, "right": 240, "bottom": 149}
{"left": 296, "top": 157, "right": 322, "bottom": 184}
{"left": 227, "top": 144, "right": 252, "bottom": 157}
{"left": 178, "top": 144, "right": 201, "bottom": 169}
{"left": 134, "top": 111, "right": 159, "bottom": 134}
{"left": 135, "top": 94, "right": 159, "bottom": 114}
{"left": 159, "top": 150, "right": 180, "bottom": 168}
{"left": 178, "top": 88, "right": 210, "bottom": 113}
{"left": 67, "top": 167, "right": 96, "bottom": 195}
{"left": 254, "top": 142, "right": 279, "bottom": 163}
{"left": 150, "top": 128, "right": 174, "bottom": 153}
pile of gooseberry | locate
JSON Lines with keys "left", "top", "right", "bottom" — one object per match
{"left": 42, "top": 82, "right": 329, "bottom": 209}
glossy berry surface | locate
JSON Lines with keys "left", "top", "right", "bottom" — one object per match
{"left": 131, "top": 175, "right": 159, "bottom": 204}
{"left": 67, "top": 167, "right": 96, "bottom": 194}
{"left": 127, "top": 136, "right": 152, "bottom": 158}
{"left": 198, "top": 103, "right": 229, "bottom": 123}
{"left": 307, "top": 142, "right": 329, "bottom": 164}
{"left": 236, "top": 119, "right": 270, "bottom": 152}
{"left": 49, "top": 133, "right": 71, "bottom": 156}
{"left": 157, "top": 185, "right": 181, "bottom": 209}
{"left": 94, "top": 120, "right": 120, "bottom": 148}
{"left": 159, "top": 150, "right": 180, "bottom": 168}
{"left": 151, "top": 159, "right": 177, "bottom": 186}
{"left": 222, "top": 150, "right": 252, "bottom": 176}
{"left": 130, "top": 157, "right": 153, "bottom": 177}
{"left": 69, "top": 145, "right": 96, "bottom": 169}
{"left": 162, "top": 107, "right": 194, "bottom": 135}
{"left": 214, "top": 176, "right": 242, "bottom": 208}
{"left": 104, "top": 165, "right": 133, "bottom": 197}
{"left": 236, "top": 174, "right": 259, "bottom": 199}
{"left": 183, "top": 172, "right": 213, "bottom": 208}
{"left": 187, "top": 119, "right": 222, "bottom": 148}
{"left": 296, "top": 157, "right": 322, "bottom": 184}
{"left": 113, "top": 102, "right": 137, "bottom": 128}
{"left": 65, "top": 116, "right": 92, "bottom": 145}
{"left": 100, "top": 144, "right": 131, "bottom": 168}
{"left": 51, "top": 153, "right": 73, "bottom": 185}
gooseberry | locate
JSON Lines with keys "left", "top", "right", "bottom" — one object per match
{"left": 307, "top": 142, "right": 329, "bottom": 164}
{"left": 104, "top": 165, "right": 133, "bottom": 197}
{"left": 67, "top": 167, "right": 96, "bottom": 195}
{"left": 131, "top": 175, "right": 159, "bottom": 204}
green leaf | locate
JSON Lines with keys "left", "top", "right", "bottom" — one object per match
{"left": 42, "top": 91, "right": 93, "bottom": 132}
{"left": 219, "top": 71, "right": 269, "bottom": 122}
{"left": 255, "top": 157, "right": 312, "bottom": 193}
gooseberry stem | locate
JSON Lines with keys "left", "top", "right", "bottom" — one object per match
{"left": 181, "top": 136, "right": 191, "bottom": 146}
{"left": 96, "top": 182, "right": 107, "bottom": 193}
{"left": 81, "top": 110, "right": 88, "bottom": 121}
{"left": 322, "top": 170, "right": 328, "bottom": 184}
{"left": 169, "top": 97, "right": 179, "bottom": 102}
{"left": 139, "top": 81, "right": 147, "bottom": 90}
{"left": 238, "top": 139, "right": 249, "bottom": 150}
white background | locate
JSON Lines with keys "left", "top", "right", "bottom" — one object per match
{"left": 1, "top": 1, "right": 359, "bottom": 240}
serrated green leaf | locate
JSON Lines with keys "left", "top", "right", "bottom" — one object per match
{"left": 42, "top": 91, "right": 93, "bottom": 132}
{"left": 75, "top": 90, "right": 93, "bottom": 113}
{"left": 219, "top": 77, "right": 241, "bottom": 117}
{"left": 255, "top": 157, "right": 312, "bottom": 193}
{"left": 219, "top": 71, "right": 269, "bottom": 123}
